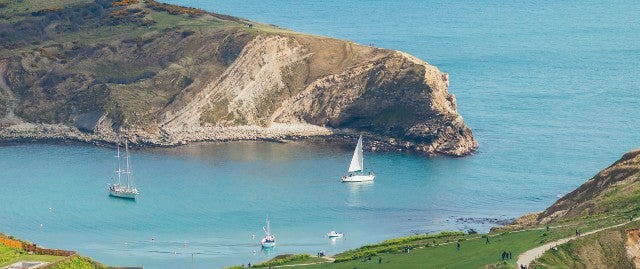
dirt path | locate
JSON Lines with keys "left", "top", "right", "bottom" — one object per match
{"left": 517, "top": 217, "right": 637, "bottom": 268}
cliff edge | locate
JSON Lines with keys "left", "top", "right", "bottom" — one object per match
{"left": 0, "top": 0, "right": 477, "bottom": 156}
{"left": 504, "top": 148, "right": 640, "bottom": 229}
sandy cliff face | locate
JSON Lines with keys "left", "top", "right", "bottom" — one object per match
{"left": 627, "top": 228, "right": 640, "bottom": 268}
{"left": 155, "top": 34, "right": 476, "bottom": 155}
{"left": 0, "top": 0, "right": 476, "bottom": 155}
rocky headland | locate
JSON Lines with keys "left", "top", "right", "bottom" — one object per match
{"left": 0, "top": 0, "right": 477, "bottom": 156}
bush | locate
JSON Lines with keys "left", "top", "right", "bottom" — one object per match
{"left": 51, "top": 256, "right": 106, "bottom": 269}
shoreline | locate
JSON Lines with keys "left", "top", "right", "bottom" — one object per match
{"left": 0, "top": 122, "right": 474, "bottom": 156}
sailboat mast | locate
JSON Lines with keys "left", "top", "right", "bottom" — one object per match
{"left": 125, "top": 140, "right": 131, "bottom": 188}
{"left": 116, "top": 141, "right": 122, "bottom": 185}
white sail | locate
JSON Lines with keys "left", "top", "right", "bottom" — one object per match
{"left": 348, "top": 135, "right": 364, "bottom": 172}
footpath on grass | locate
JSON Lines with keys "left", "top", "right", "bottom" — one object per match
{"left": 517, "top": 217, "right": 639, "bottom": 268}
{"left": 274, "top": 256, "right": 335, "bottom": 268}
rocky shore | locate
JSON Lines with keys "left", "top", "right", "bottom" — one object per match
{"left": 0, "top": 121, "right": 474, "bottom": 156}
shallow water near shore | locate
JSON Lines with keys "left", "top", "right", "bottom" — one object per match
{"left": 2, "top": 0, "right": 640, "bottom": 268}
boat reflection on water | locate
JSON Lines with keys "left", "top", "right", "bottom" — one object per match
{"left": 260, "top": 245, "right": 275, "bottom": 255}
{"left": 329, "top": 236, "right": 345, "bottom": 246}
{"left": 345, "top": 181, "right": 374, "bottom": 207}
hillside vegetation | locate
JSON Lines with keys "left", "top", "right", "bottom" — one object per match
{"left": 530, "top": 224, "right": 635, "bottom": 269}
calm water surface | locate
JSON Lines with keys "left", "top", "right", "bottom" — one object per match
{"left": 1, "top": 0, "right": 639, "bottom": 268}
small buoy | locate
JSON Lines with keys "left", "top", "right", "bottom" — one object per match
{"left": 48, "top": 207, "right": 52, "bottom": 212}
{"left": 40, "top": 223, "right": 43, "bottom": 228}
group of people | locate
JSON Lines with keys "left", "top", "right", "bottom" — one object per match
{"left": 361, "top": 255, "right": 382, "bottom": 264}
{"left": 501, "top": 250, "right": 512, "bottom": 260}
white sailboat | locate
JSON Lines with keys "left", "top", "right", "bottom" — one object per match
{"left": 260, "top": 217, "right": 276, "bottom": 248}
{"left": 108, "top": 140, "right": 139, "bottom": 199}
{"left": 342, "top": 135, "right": 375, "bottom": 182}
{"left": 327, "top": 231, "right": 344, "bottom": 238}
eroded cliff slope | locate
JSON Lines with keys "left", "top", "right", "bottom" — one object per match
{"left": 506, "top": 148, "right": 640, "bottom": 228}
{"left": 537, "top": 148, "right": 640, "bottom": 224}
{"left": 0, "top": 0, "right": 477, "bottom": 156}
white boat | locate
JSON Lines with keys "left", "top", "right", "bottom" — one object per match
{"left": 108, "top": 140, "right": 139, "bottom": 199}
{"left": 261, "top": 217, "right": 276, "bottom": 248}
{"left": 342, "top": 135, "right": 375, "bottom": 182}
{"left": 327, "top": 231, "right": 344, "bottom": 238}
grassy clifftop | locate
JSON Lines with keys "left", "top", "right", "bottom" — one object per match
{"left": 0, "top": 0, "right": 263, "bottom": 124}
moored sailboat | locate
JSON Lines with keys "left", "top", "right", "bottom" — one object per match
{"left": 108, "top": 139, "right": 139, "bottom": 199}
{"left": 261, "top": 217, "right": 276, "bottom": 248}
{"left": 342, "top": 135, "right": 375, "bottom": 182}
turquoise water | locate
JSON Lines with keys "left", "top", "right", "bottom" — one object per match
{"left": 2, "top": 0, "right": 640, "bottom": 268}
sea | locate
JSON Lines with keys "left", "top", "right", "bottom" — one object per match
{"left": 1, "top": 0, "right": 639, "bottom": 268}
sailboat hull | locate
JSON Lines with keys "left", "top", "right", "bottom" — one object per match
{"left": 109, "top": 185, "right": 138, "bottom": 199}
{"left": 261, "top": 241, "right": 276, "bottom": 248}
{"left": 109, "top": 191, "right": 137, "bottom": 199}
{"left": 342, "top": 174, "right": 375, "bottom": 182}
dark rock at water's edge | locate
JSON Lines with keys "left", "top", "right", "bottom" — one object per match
{"left": 0, "top": 0, "right": 477, "bottom": 156}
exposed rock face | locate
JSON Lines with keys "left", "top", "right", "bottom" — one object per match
{"left": 626, "top": 228, "right": 640, "bottom": 268}
{"left": 0, "top": 0, "right": 477, "bottom": 156}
